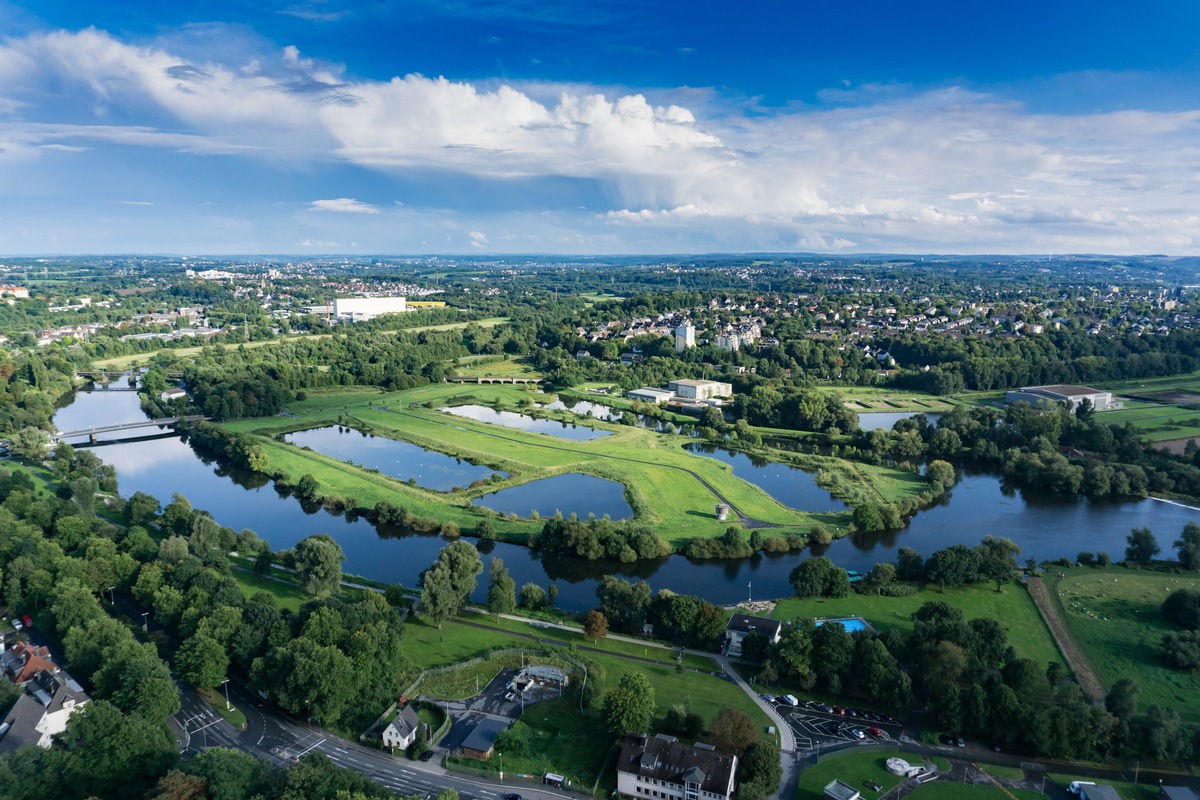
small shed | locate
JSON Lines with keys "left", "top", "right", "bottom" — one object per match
{"left": 460, "top": 717, "right": 510, "bottom": 760}
{"left": 715, "top": 504, "right": 730, "bottom": 522}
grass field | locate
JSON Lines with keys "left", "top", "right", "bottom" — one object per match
{"left": 222, "top": 383, "right": 933, "bottom": 547}
{"left": 229, "top": 569, "right": 310, "bottom": 612}
{"left": 452, "top": 355, "right": 542, "bottom": 378}
{"left": 794, "top": 749, "right": 909, "bottom": 800}
{"left": 772, "top": 582, "right": 1065, "bottom": 667}
{"left": 1047, "top": 567, "right": 1200, "bottom": 722}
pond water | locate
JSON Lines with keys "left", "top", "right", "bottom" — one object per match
{"left": 684, "top": 443, "right": 849, "bottom": 513}
{"left": 439, "top": 405, "right": 612, "bottom": 441}
{"left": 52, "top": 383, "right": 1200, "bottom": 611}
{"left": 541, "top": 398, "right": 624, "bottom": 419}
{"left": 857, "top": 411, "right": 945, "bottom": 431}
{"left": 471, "top": 473, "right": 632, "bottom": 520}
{"left": 284, "top": 426, "right": 504, "bottom": 492}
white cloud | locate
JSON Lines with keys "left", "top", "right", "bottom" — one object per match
{"left": 119, "top": 200, "right": 154, "bottom": 206}
{"left": 0, "top": 28, "right": 1198, "bottom": 252}
{"left": 308, "top": 197, "right": 379, "bottom": 214}
{"left": 468, "top": 230, "right": 488, "bottom": 248}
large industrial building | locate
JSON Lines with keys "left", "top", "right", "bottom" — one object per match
{"left": 332, "top": 296, "right": 408, "bottom": 322}
{"left": 669, "top": 379, "right": 732, "bottom": 402}
{"left": 1005, "top": 384, "right": 1114, "bottom": 411}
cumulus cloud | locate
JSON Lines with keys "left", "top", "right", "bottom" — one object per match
{"left": 0, "top": 28, "right": 1198, "bottom": 252}
{"left": 468, "top": 230, "right": 488, "bottom": 248}
{"left": 308, "top": 197, "right": 379, "bottom": 214}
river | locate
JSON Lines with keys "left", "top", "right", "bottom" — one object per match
{"left": 53, "top": 383, "right": 1200, "bottom": 611}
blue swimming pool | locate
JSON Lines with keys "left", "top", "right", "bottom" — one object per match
{"left": 815, "top": 617, "right": 870, "bottom": 633}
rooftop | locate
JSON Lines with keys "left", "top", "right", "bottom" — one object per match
{"left": 618, "top": 732, "right": 736, "bottom": 796}
{"left": 725, "top": 613, "right": 782, "bottom": 638}
{"left": 1020, "top": 384, "right": 1106, "bottom": 397}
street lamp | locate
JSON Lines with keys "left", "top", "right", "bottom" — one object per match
{"left": 141, "top": 611, "right": 149, "bottom": 633}
{"left": 106, "top": 586, "right": 115, "bottom": 605}
{"left": 221, "top": 678, "right": 231, "bottom": 711}
{"left": 498, "top": 751, "right": 503, "bottom": 782}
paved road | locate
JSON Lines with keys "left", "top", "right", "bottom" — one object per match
{"left": 173, "top": 679, "right": 589, "bottom": 800}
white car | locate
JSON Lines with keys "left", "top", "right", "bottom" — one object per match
{"left": 10, "top": 618, "right": 23, "bottom": 631}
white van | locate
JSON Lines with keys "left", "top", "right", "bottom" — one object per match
{"left": 783, "top": 695, "right": 799, "bottom": 707}
{"left": 1067, "top": 781, "right": 1095, "bottom": 796}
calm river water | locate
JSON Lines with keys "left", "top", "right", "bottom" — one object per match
{"left": 54, "top": 385, "right": 1200, "bottom": 611}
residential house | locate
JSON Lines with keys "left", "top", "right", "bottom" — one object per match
{"left": 0, "top": 670, "right": 89, "bottom": 754}
{"left": 382, "top": 705, "right": 422, "bottom": 750}
{"left": 723, "top": 614, "right": 782, "bottom": 658}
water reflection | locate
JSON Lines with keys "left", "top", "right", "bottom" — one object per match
{"left": 472, "top": 473, "right": 632, "bottom": 520}
{"left": 440, "top": 404, "right": 612, "bottom": 441}
{"left": 684, "top": 443, "right": 848, "bottom": 513}
{"left": 857, "top": 411, "right": 944, "bottom": 431}
{"left": 284, "top": 425, "right": 503, "bottom": 492}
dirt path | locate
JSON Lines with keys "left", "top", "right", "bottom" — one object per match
{"left": 1026, "top": 577, "right": 1104, "bottom": 702}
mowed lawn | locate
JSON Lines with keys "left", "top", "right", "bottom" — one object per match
{"left": 773, "top": 581, "right": 1065, "bottom": 667}
{"left": 1049, "top": 568, "right": 1200, "bottom": 722}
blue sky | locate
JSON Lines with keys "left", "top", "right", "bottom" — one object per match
{"left": 1, "top": 0, "right": 1198, "bottom": 255}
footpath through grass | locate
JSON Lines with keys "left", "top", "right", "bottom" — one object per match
{"left": 773, "top": 581, "right": 1064, "bottom": 667}
{"left": 1047, "top": 566, "right": 1200, "bottom": 722}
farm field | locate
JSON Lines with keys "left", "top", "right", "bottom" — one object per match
{"left": 451, "top": 355, "right": 543, "bottom": 378}
{"left": 772, "top": 581, "right": 1065, "bottom": 667}
{"left": 1047, "top": 567, "right": 1200, "bottom": 722}
{"left": 222, "top": 383, "right": 932, "bottom": 547}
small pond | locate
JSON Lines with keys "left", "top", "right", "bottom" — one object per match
{"left": 472, "top": 473, "right": 632, "bottom": 520}
{"left": 440, "top": 405, "right": 612, "bottom": 441}
{"left": 857, "top": 411, "right": 944, "bottom": 431}
{"left": 684, "top": 443, "right": 849, "bottom": 513}
{"left": 284, "top": 426, "right": 504, "bottom": 492}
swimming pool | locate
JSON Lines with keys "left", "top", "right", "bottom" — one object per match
{"left": 815, "top": 616, "right": 871, "bottom": 633}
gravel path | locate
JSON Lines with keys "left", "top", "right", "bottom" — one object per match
{"left": 1026, "top": 577, "right": 1105, "bottom": 702}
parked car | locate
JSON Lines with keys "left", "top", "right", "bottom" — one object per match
{"left": 819, "top": 704, "right": 834, "bottom": 714}
{"left": 832, "top": 705, "right": 846, "bottom": 715}
{"left": 939, "top": 734, "right": 955, "bottom": 746}
{"left": 849, "top": 728, "right": 866, "bottom": 740}
{"left": 419, "top": 751, "right": 435, "bottom": 762}
{"left": 864, "top": 780, "right": 883, "bottom": 791}
{"left": 867, "top": 727, "right": 885, "bottom": 739}
{"left": 21, "top": 616, "right": 31, "bottom": 629}
{"left": 9, "top": 619, "right": 22, "bottom": 631}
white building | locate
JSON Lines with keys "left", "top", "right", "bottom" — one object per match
{"left": 668, "top": 380, "right": 732, "bottom": 402}
{"left": 333, "top": 296, "right": 408, "bottom": 322}
{"left": 0, "top": 670, "right": 89, "bottom": 755}
{"left": 617, "top": 733, "right": 737, "bottom": 800}
{"left": 381, "top": 705, "right": 422, "bottom": 750}
{"left": 628, "top": 388, "right": 675, "bottom": 404}
{"left": 675, "top": 323, "right": 695, "bottom": 353}
{"left": 1005, "top": 384, "right": 1114, "bottom": 411}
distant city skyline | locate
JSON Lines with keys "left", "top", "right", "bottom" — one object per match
{"left": 1, "top": 1, "right": 1198, "bottom": 255}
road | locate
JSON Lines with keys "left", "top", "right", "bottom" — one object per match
{"left": 173, "top": 678, "right": 586, "bottom": 800}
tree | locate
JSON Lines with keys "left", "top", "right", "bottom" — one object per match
{"left": 161, "top": 493, "right": 194, "bottom": 536}
{"left": 252, "top": 637, "right": 355, "bottom": 724}
{"left": 584, "top": 609, "right": 609, "bottom": 642}
{"left": 58, "top": 700, "right": 179, "bottom": 800}
{"left": 292, "top": 534, "right": 345, "bottom": 595}
{"left": 176, "top": 633, "right": 229, "bottom": 690}
{"left": 1125, "top": 527, "right": 1160, "bottom": 564}
{"left": 927, "top": 460, "right": 955, "bottom": 488}
{"left": 976, "top": 536, "right": 1021, "bottom": 592}
{"left": 184, "top": 748, "right": 270, "bottom": 800}
{"left": 925, "top": 544, "right": 979, "bottom": 591}
{"left": 788, "top": 557, "right": 849, "bottom": 598}
{"left": 1162, "top": 588, "right": 1200, "bottom": 630}
{"left": 419, "top": 562, "right": 457, "bottom": 628}
{"left": 707, "top": 707, "right": 756, "bottom": 756}
{"left": 603, "top": 671, "right": 656, "bottom": 738}
{"left": 519, "top": 582, "right": 548, "bottom": 611}
{"left": 737, "top": 739, "right": 782, "bottom": 800}
{"left": 125, "top": 491, "right": 161, "bottom": 526}
{"left": 147, "top": 769, "right": 208, "bottom": 800}
{"left": 1175, "top": 522, "right": 1200, "bottom": 570}
{"left": 1105, "top": 677, "right": 1141, "bottom": 720}
{"left": 486, "top": 558, "right": 516, "bottom": 615}
{"left": 897, "top": 546, "right": 924, "bottom": 581}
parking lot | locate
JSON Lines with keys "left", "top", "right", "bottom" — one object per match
{"left": 763, "top": 697, "right": 904, "bottom": 751}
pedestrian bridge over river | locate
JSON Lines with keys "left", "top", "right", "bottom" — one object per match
{"left": 53, "top": 415, "right": 208, "bottom": 443}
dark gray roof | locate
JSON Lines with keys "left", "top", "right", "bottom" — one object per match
{"left": 0, "top": 694, "right": 47, "bottom": 754}
{"left": 618, "top": 733, "right": 736, "bottom": 797}
{"left": 391, "top": 704, "right": 421, "bottom": 738}
{"left": 461, "top": 717, "right": 509, "bottom": 754}
{"left": 725, "top": 614, "right": 781, "bottom": 638}
{"left": 1081, "top": 786, "right": 1122, "bottom": 800}
{"left": 1161, "top": 788, "right": 1200, "bottom": 800}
